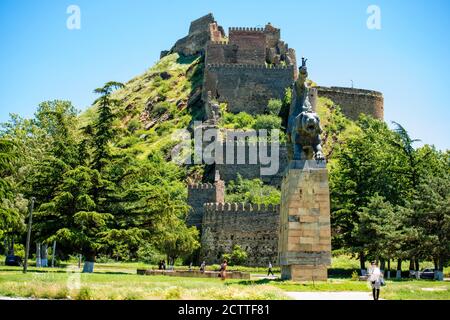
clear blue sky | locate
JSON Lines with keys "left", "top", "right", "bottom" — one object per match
{"left": 1, "top": 0, "right": 449, "bottom": 150}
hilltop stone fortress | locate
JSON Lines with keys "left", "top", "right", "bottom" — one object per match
{"left": 164, "top": 14, "right": 384, "bottom": 266}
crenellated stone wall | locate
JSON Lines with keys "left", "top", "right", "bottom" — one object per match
{"left": 228, "top": 28, "right": 267, "bottom": 64}
{"left": 316, "top": 86, "right": 384, "bottom": 120}
{"left": 187, "top": 181, "right": 224, "bottom": 228}
{"left": 201, "top": 203, "right": 280, "bottom": 266}
{"left": 203, "top": 64, "right": 295, "bottom": 115}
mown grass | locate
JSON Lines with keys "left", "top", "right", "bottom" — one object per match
{"left": 0, "top": 256, "right": 448, "bottom": 300}
{"left": 0, "top": 267, "right": 287, "bottom": 300}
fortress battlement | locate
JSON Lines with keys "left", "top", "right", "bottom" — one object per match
{"left": 206, "top": 63, "right": 294, "bottom": 70}
{"left": 204, "top": 202, "right": 280, "bottom": 213}
{"left": 316, "top": 86, "right": 383, "bottom": 98}
{"left": 209, "top": 40, "right": 229, "bottom": 45}
{"left": 316, "top": 86, "right": 384, "bottom": 120}
{"left": 229, "top": 27, "right": 265, "bottom": 32}
{"left": 188, "top": 182, "right": 215, "bottom": 189}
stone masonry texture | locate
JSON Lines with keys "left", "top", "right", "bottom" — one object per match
{"left": 279, "top": 160, "right": 332, "bottom": 281}
{"left": 201, "top": 203, "right": 280, "bottom": 266}
{"left": 317, "top": 86, "right": 384, "bottom": 120}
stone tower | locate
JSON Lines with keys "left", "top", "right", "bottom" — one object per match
{"left": 186, "top": 171, "right": 224, "bottom": 229}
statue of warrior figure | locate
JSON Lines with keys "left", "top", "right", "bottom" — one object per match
{"left": 286, "top": 57, "right": 325, "bottom": 161}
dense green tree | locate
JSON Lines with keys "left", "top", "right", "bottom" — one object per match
{"left": 399, "top": 172, "right": 450, "bottom": 280}
{"left": 0, "top": 138, "right": 24, "bottom": 253}
{"left": 92, "top": 81, "right": 124, "bottom": 172}
{"left": 35, "top": 166, "right": 111, "bottom": 271}
{"left": 330, "top": 116, "right": 405, "bottom": 269}
{"left": 34, "top": 100, "right": 80, "bottom": 166}
{"left": 155, "top": 219, "right": 199, "bottom": 264}
{"left": 97, "top": 150, "right": 199, "bottom": 261}
{"left": 0, "top": 139, "right": 15, "bottom": 200}
{"left": 352, "top": 195, "right": 399, "bottom": 266}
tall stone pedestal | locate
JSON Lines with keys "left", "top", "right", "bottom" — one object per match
{"left": 278, "top": 160, "right": 331, "bottom": 281}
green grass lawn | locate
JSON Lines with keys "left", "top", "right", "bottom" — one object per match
{"left": 0, "top": 266, "right": 287, "bottom": 300}
{"left": 0, "top": 256, "right": 448, "bottom": 300}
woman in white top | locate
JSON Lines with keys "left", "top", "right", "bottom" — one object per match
{"left": 368, "top": 261, "right": 383, "bottom": 300}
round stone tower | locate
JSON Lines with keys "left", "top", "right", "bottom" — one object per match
{"left": 316, "top": 86, "right": 384, "bottom": 120}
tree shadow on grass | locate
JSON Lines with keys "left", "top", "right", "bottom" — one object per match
{"left": 230, "top": 278, "right": 285, "bottom": 286}
{"left": 91, "top": 271, "right": 131, "bottom": 275}
{"left": 0, "top": 268, "right": 69, "bottom": 274}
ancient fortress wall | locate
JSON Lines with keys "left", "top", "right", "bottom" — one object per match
{"left": 187, "top": 181, "right": 224, "bottom": 228}
{"left": 201, "top": 203, "right": 280, "bottom": 266}
{"left": 213, "top": 142, "right": 288, "bottom": 187}
{"left": 317, "top": 86, "right": 384, "bottom": 120}
{"left": 264, "top": 25, "right": 281, "bottom": 48}
{"left": 205, "top": 42, "right": 238, "bottom": 64}
{"left": 228, "top": 28, "right": 267, "bottom": 64}
{"left": 203, "top": 64, "right": 295, "bottom": 115}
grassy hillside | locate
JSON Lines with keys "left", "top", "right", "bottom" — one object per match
{"left": 77, "top": 52, "right": 358, "bottom": 184}
{"left": 79, "top": 53, "right": 204, "bottom": 162}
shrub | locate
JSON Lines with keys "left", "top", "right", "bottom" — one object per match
{"left": 252, "top": 114, "right": 281, "bottom": 131}
{"left": 222, "top": 245, "right": 248, "bottom": 266}
{"left": 223, "top": 112, "right": 255, "bottom": 129}
{"left": 127, "top": 119, "right": 140, "bottom": 133}
{"left": 117, "top": 136, "right": 140, "bottom": 148}
{"left": 351, "top": 271, "right": 359, "bottom": 281}
{"left": 225, "top": 174, "right": 280, "bottom": 205}
{"left": 152, "top": 101, "right": 171, "bottom": 116}
{"left": 267, "top": 99, "right": 282, "bottom": 115}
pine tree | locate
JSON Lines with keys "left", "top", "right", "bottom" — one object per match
{"left": 92, "top": 82, "right": 124, "bottom": 172}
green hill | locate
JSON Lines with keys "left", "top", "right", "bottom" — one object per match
{"left": 79, "top": 53, "right": 204, "bottom": 162}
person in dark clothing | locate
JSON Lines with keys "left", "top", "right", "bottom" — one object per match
{"left": 219, "top": 260, "right": 227, "bottom": 280}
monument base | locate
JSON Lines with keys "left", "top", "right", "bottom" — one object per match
{"left": 278, "top": 160, "right": 331, "bottom": 282}
{"left": 281, "top": 265, "right": 328, "bottom": 281}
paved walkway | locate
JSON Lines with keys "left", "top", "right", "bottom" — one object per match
{"left": 285, "top": 291, "right": 377, "bottom": 300}
{"left": 0, "top": 296, "right": 36, "bottom": 300}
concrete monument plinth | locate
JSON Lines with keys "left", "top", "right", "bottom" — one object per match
{"left": 279, "top": 160, "right": 331, "bottom": 281}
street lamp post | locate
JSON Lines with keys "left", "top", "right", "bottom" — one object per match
{"left": 23, "top": 197, "right": 35, "bottom": 274}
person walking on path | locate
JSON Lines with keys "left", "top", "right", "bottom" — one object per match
{"left": 219, "top": 259, "right": 228, "bottom": 280}
{"left": 200, "top": 261, "right": 206, "bottom": 273}
{"left": 267, "top": 262, "right": 274, "bottom": 277}
{"left": 368, "top": 261, "right": 384, "bottom": 300}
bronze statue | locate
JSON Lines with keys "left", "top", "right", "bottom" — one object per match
{"left": 286, "top": 58, "right": 324, "bottom": 161}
